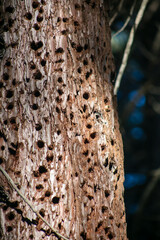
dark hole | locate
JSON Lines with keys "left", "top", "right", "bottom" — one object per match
{"left": 52, "top": 196, "right": 60, "bottom": 204}
{"left": 55, "top": 58, "right": 64, "bottom": 63}
{"left": 5, "top": 6, "right": 14, "bottom": 13}
{"left": 111, "top": 139, "right": 114, "bottom": 145}
{"left": 39, "top": 165, "right": 47, "bottom": 173}
{"left": 0, "top": 19, "right": 4, "bottom": 26}
{"left": 114, "top": 169, "right": 118, "bottom": 175}
{"left": 57, "top": 130, "right": 61, "bottom": 135}
{"left": 101, "top": 145, "right": 105, "bottom": 151}
{"left": 102, "top": 206, "right": 108, "bottom": 213}
{"left": 32, "top": 1, "right": 39, "bottom": 9}
{"left": 87, "top": 158, "right": 91, "bottom": 163}
{"left": 75, "top": 172, "right": 78, "bottom": 177}
{"left": 103, "top": 158, "right": 108, "bottom": 167}
{"left": 33, "top": 171, "right": 40, "bottom": 177}
{"left": 3, "top": 25, "right": 9, "bottom": 32}
{"left": 45, "top": 191, "right": 51, "bottom": 197}
{"left": 3, "top": 73, "right": 9, "bottom": 80}
{"left": 57, "top": 89, "right": 63, "bottom": 95}
{"left": 71, "top": 42, "right": 76, "bottom": 48}
{"left": 33, "top": 70, "right": 42, "bottom": 79}
{"left": 6, "top": 90, "right": 14, "bottom": 98}
{"left": 0, "top": 157, "right": 4, "bottom": 164}
{"left": 26, "top": 78, "right": 30, "bottom": 82}
{"left": 37, "top": 140, "right": 44, "bottom": 148}
{"left": 91, "top": 54, "right": 94, "bottom": 62}
{"left": 83, "top": 59, "right": 88, "bottom": 65}
{"left": 61, "top": 30, "right": 67, "bottom": 35}
{"left": 0, "top": 82, "right": 3, "bottom": 88}
{"left": 41, "top": 0, "right": 46, "bottom": 5}
{"left": 11, "top": 142, "right": 18, "bottom": 149}
{"left": 57, "top": 17, "right": 61, "bottom": 22}
{"left": 5, "top": 60, "right": 11, "bottom": 66}
{"left": 1, "top": 146, "right": 5, "bottom": 150}
{"left": 29, "top": 235, "right": 34, "bottom": 239}
{"left": 37, "top": 15, "right": 43, "bottom": 22}
{"left": 80, "top": 231, "right": 86, "bottom": 240}
{"left": 105, "top": 190, "right": 110, "bottom": 198}
{"left": 117, "top": 175, "right": 120, "bottom": 181}
{"left": 10, "top": 201, "right": 19, "bottom": 208}
{"left": 70, "top": 113, "right": 74, "bottom": 120}
{"left": 109, "top": 162, "right": 113, "bottom": 171}
{"left": 83, "top": 104, "right": 87, "bottom": 112}
{"left": 39, "top": 7, "right": 44, "bottom": 13}
{"left": 88, "top": 167, "right": 93, "bottom": 173}
{"left": 104, "top": 97, "right": 109, "bottom": 104}
{"left": 88, "top": 195, "right": 93, "bottom": 200}
{"left": 33, "top": 90, "right": 41, "bottom": 97}
{"left": 56, "top": 107, "right": 60, "bottom": 113}
{"left": 55, "top": 48, "right": 64, "bottom": 54}
{"left": 7, "top": 226, "right": 13, "bottom": 232}
{"left": 8, "top": 147, "right": 16, "bottom": 155}
{"left": 36, "top": 41, "right": 43, "bottom": 49}
{"left": 104, "top": 227, "right": 110, "bottom": 234}
{"left": 84, "top": 138, "right": 89, "bottom": 144}
{"left": 41, "top": 59, "right": 46, "bottom": 66}
{"left": 12, "top": 79, "right": 16, "bottom": 85}
{"left": 33, "top": 23, "right": 40, "bottom": 30}
{"left": 96, "top": 221, "right": 103, "bottom": 231}
{"left": 63, "top": 18, "right": 68, "bottom": 22}
{"left": 115, "top": 184, "right": 117, "bottom": 190}
{"left": 74, "top": 21, "right": 79, "bottom": 26}
{"left": 46, "top": 155, "right": 53, "bottom": 162}
{"left": 86, "top": 124, "right": 92, "bottom": 129}
{"left": 7, "top": 103, "right": 14, "bottom": 110}
{"left": 35, "top": 123, "right": 42, "bottom": 131}
{"left": 77, "top": 67, "right": 82, "bottom": 73}
{"left": 58, "top": 77, "right": 63, "bottom": 83}
{"left": 58, "top": 155, "right": 62, "bottom": 161}
{"left": 83, "top": 150, "right": 89, "bottom": 156}
{"left": 25, "top": 12, "right": 32, "bottom": 20}
{"left": 58, "top": 223, "right": 61, "bottom": 229}
{"left": 90, "top": 132, "right": 96, "bottom": 139}
{"left": 32, "top": 104, "right": 38, "bottom": 110}
{"left": 75, "top": 3, "right": 81, "bottom": 9}
{"left": 76, "top": 45, "right": 83, "bottom": 52}
{"left": 84, "top": 44, "right": 89, "bottom": 50}
{"left": 39, "top": 208, "right": 45, "bottom": 217}
{"left": 36, "top": 184, "right": 43, "bottom": 190}
{"left": 83, "top": 92, "right": 89, "bottom": 100}
{"left": 108, "top": 233, "right": 114, "bottom": 239}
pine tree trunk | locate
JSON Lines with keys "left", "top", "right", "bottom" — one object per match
{"left": 0, "top": 0, "right": 127, "bottom": 239}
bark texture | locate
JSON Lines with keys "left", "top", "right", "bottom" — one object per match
{"left": 0, "top": 0, "right": 127, "bottom": 239}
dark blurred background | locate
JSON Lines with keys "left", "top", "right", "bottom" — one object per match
{"left": 110, "top": 0, "right": 160, "bottom": 239}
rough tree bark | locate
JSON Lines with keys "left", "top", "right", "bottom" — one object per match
{"left": 0, "top": 0, "right": 127, "bottom": 239}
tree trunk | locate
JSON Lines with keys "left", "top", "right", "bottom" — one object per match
{"left": 0, "top": 0, "right": 127, "bottom": 239}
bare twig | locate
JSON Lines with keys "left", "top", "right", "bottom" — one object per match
{"left": 109, "top": 0, "right": 124, "bottom": 26}
{"left": 0, "top": 165, "right": 69, "bottom": 240}
{"left": 112, "top": 0, "right": 137, "bottom": 38}
{"left": 114, "top": 0, "right": 150, "bottom": 95}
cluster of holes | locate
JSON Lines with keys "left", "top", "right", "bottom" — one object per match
{"left": 30, "top": 41, "right": 43, "bottom": 51}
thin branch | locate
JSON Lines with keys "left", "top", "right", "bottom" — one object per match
{"left": 112, "top": 0, "right": 137, "bottom": 38}
{"left": 109, "top": 0, "right": 124, "bottom": 26}
{"left": 114, "top": 0, "right": 150, "bottom": 95}
{"left": 0, "top": 165, "right": 69, "bottom": 240}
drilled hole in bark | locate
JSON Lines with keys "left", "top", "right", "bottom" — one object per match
{"left": 52, "top": 197, "right": 60, "bottom": 204}
{"left": 33, "top": 23, "right": 40, "bottom": 30}
{"left": 109, "top": 162, "right": 114, "bottom": 171}
{"left": 86, "top": 124, "right": 92, "bottom": 129}
{"left": 75, "top": 172, "right": 78, "bottom": 177}
{"left": 101, "top": 145, "right": 106, "bottom": 151}
{"left": 83, "top": 104, "right": 87, "bottom": 112}
{"left": 70, "top": 113, "right": 74, "bottom": 120}
{"left": 57, "top": 89, "right": 63, "bottom": 95}
{"left": 88, "top": 167, "right": 93, "bottom": 173}
{"left": 80, "top": 231, "right": 86, "bottom": 240}
{"left": 32, "top": 104, "right": 38, "bottom": 110}
{"left": 108, "top": 233, "right": 114, "bottom": 239}
{"left": 84, "top": 138, "right": 89, "bottom": 144}
{"left": 83, "top": 92, "right": 89, "bottom": 100}
{"left": 84, "top": 44, "right": 89, "bottom": 50}
{"left": 26, "top": 78, "right": 30, "bottom": 82}
{"left": 103, "top": 158, "right": 108, "bottom": 167}
{"left": 77, "top": 67, "right": 82, "bottom": 73}
{"left": 58, "top": 155, "right": 62, "bottom": 161}
{"left": 33, "top": 70, "right": 42, "bottom": 79}
{"left": 41, "top": 59, "right": 46, "bottom": 66}
{"left": 58, "top": 223, "right": 61, "bottom": 229}
{"left": 35, "top": 123, "right": 42, "bottom": 131}
{"left": 10, "top": 201, "right": 19, "bottom": 208}
{"left": 5, "top": 60, "right": 11, "bottom": 66}
{"left": 0, "top": 157, "right": 4, "bottom": 164}
{"left": 46, "top": 154, "right": 53, "bottom": 162}
{"left": 45, "top": 190, "right": 51, "bottom": 197}
{"left": 39, "top": 208, "right": 45, "bottom": 217}
{"left": 33, "top": 90, "right": 41, "bottom": 97}
{"left": 39, "top": 7, "right": 44, "bottom": 13}
{"left": 74, "top": 21, "right": 79, "bottom": 26}
{"left": 83, "top": 59, "right": 88, "bottom": 65}
{"left": 104, "top": 97, "right": 109, "bottom": 104}
{"left": 5, "top": 6, "right": 14, "bottom": 13}
{"left": 39, "top": 166, "right": 47, "bottom": 173}
{"left": 37, "top": 140, "right": 44, "bottom": 148}
{"left": 7, "top": 226, "right": 13, "bottom": 232}
{"left": 12, "top": 79, "right": 16, "bottom": 85}
{"left": 1, "top": 146, "right": 5, "bottom": 150}
{"left": 29, "top": 235, "right": 34, "bottom": 239}
{"left": 41, "top": 0, "right": 46, "bottom": 4}
{"left": 36, "top": 184, "right": 43, "bottom": 190}
{"left": 7, "top": 103, "right": 14, "bottom": 110}
{"left": 57, "top": 77, "right": 63, "bottom": 83}
{"left": 57, "top": 130, "right": 61, "bottom": 135}
{"left": 87, "top": 158, "right": 91, "bottom": 163}
{"left": 90, "top": 132, "right": 96, "bottom": 139}
{"left": 63, "top": 18, "right": 68, "bottom": 22}
{"left": 57, "top": 17, "right": 61, "bottom": 22}
{"left": 91, "top": 54, "right": 94, "bottom": 62}
{"left": 32, "top": 1, "right": 39, "bottom": 8}
{"left": 6, "top": 90, "right": 14, "bottom": 98}
{"left": 105, "top": 190, "right": 110, "bottom": 198}
{"left": 61, "top": 29, "right": 67, "bottom": 35}
{"left": 55, "top": 48, "right": 64, "bottom": 54}
{"left": 88, "top": 195, "right": 93, "bottom": 200}
{"left": 3, "top": 73, "right": 9, "bottom": 80}
{"left": 75, "top": 3, "right": 81, "bottom": 9}
{"left": 25, "top": 12, "right": 32, "bottom": 20}
{"left": 111, "top": 139, "right": 114, "bottom": 146}
{"left": 0, "top": 82, "right": 3, "bottom": 88}
{"left": 95, "top": 221, "right": 103, "bottom": 232}
{"left": 83, "top": 150, "right": 89, "bottom": 156}
{"left": 8, "top": 147, "right": 16, "bottom": 155}
{"left": 76, "top": 45, "right": 83, "bottom": 52}
{"left": 102, "top": 206, "right": 108, "bottom": 213}
{"left": 114, "top": 168, "right": 118, "bottom": 175}
{"left": 117, "top": 174, "right": 120, "bottom": 181}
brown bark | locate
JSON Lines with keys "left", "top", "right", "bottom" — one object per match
{"left": 0, "top": 0, "right": 127, "bottom": 239}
